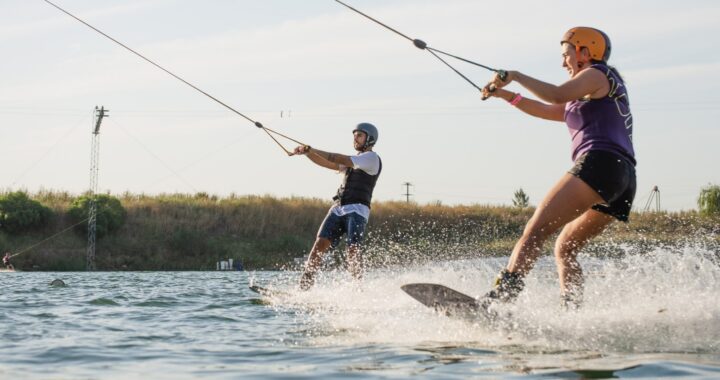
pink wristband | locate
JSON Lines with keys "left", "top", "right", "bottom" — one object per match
{"left": 509, "top": 93, "right": 523, "bottom": 106}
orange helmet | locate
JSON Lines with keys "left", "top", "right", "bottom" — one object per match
{"left": 561, "top": 27, "right": 611, "bottom": 62}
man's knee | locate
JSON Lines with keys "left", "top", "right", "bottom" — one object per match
{"left": 313, "top": 237, "right": 332, "bottom": 251}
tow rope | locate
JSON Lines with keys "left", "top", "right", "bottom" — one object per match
{"left": 334, "top": 0, "right": 504, "bottom": 99}
{"left": 8, "top": 217, "right": 89, "bottom": 259}
{"left": 43, "top": 0, "right": 304, "bottom": 155}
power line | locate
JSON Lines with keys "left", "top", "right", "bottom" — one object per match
{"left": 108, "top": 119, "right": 199, "bottom": 193}
{"left": 9, "top": 112, "right": 91, "bottom": 187}
{"left": 107, "top": 118, "right": 257, "bottom": 192}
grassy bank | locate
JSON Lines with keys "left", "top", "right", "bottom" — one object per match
{"left": 2, "top": 191, "right": 718, "bottom": 271}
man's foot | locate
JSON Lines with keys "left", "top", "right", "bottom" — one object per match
{"left": 299, "top": 271, "right": 315, "bottom": 291}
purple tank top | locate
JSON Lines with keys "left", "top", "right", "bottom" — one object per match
{"left": 564, "top": 63, "right": 635, "bottom": 165}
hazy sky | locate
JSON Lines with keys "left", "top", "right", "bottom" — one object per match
{"left": 1, "top": 0, "right": 718, "bottom": 211}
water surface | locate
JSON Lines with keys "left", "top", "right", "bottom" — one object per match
{"left": 1, "top": 248, "right": 719, "bottom": 379}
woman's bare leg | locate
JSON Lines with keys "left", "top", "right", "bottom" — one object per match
{"left": 554, "top": 209, "right": 614, "bottom": 301}
{"left": 506, "top": 173, "right": 605, "bottom": 275}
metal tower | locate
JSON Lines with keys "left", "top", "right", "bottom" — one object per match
{"left": 402, "top": 182, "right": 413, "bottom": 203}
{"left": 643, "top": 185, "right": 661, "bottom": 212}
{"left": 87, "top": 106, "right": 109, "bottom": 271}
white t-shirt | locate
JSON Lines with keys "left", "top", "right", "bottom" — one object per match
{"left": 330, "top": 151, "right": 381, "bottom": 220}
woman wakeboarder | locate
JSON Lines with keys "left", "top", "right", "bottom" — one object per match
{"left": 480, "top": 27, "right": 636, "bottom": 309}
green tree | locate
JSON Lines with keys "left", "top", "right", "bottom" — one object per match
{"left": 698, "top": 184, "right": 720, "bottom": 216}
{"left": 0, "top": 191, "right": 53, "bottom": 233}
{"left": 68, "top": 194, "right": 127, "bottom": 238}
{"left": 512, "top": 188, "right": 530, "bottom": 209}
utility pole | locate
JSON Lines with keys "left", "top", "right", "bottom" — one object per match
{"left": 87, "top": 106, "right": 109, "bottom": 271}
{"left": 643, "top": 185, "right": 661, "bottom": 212}
{"left": 402, "top": 182, "right": 413, "bottom": 203}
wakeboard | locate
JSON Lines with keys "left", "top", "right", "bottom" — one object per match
{"left": 401, "top": 283, "right": 497, "bottom": 321}
{"left": 249, "top": 285, "right": 289, "bottom": 298}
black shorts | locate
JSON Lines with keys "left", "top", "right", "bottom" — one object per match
{"left": 568, "top": 150, "right": 637, "bottom": 222}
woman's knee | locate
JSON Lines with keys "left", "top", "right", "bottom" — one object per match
{"left": 554, "top": 228, "right": 577, "bottom": 250}
{"left": 554, "top": 243, "right": 584, "bottom": 274}
{"left": 554, "top": 249, "right": 575, "bottom": 267}
{"left": 554, "top": 234, "right": 579, "bottom": 257}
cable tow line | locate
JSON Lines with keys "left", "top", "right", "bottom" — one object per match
{"left": 8, "top": 212, "right": 160, "bottom": 260}
{"left": 42, "top": 0, "right": 304, "bottom": 155}
{"left": 9, "top": 218, "right": 90, "bottom": 259}
{"left": 334, "top": 0, "right": 506, "bottom": 100}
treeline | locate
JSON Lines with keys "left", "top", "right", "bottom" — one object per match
{"left": 1, "top": 190, "right": 718, "bottom": 271}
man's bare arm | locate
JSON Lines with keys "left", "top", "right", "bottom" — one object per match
{"left": 307, "top": 151, "right": 341, "bottom": 170}
{"left": 292, "top": 145, "right": 353, "bottom": 170}
{"left": 307, "top": 147, "right": 354, "bottom": 168}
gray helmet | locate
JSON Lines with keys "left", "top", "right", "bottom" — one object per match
{"left": 353, "top": 122, "right": 378, "bottom": 149}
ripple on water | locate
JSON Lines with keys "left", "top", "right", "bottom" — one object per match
{"left": 30, "top": 312, "right": 57, "bottom": 319}
{"left": 186, "top": 315, "right": 239, "bottom": 323}
{"left": 89, "top": 298, "right": 120, "bottom": 306}
{"left": 129, "top": 334, "right": 177, "bottom": 341}
{"left": 133, "top": 298, "right": 181, "bottom": 307}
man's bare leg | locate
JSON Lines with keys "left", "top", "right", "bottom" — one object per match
{"left": 346, "top": 244, "right": 363, "bottom": 280}
{"left": 299, "top": 237, "right": 332, "bottom": 290}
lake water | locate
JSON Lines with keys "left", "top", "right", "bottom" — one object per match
{"left": 2, "top": 247, "right": 719, "bottom": 379}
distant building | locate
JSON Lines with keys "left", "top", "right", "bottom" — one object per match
{"left": 217, "top": 258, "right": 243, "bottom": 271}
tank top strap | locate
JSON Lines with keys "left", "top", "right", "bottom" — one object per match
{"left": 590, "top": 63, "right": 626, "bottom": 102}
{"left": 590, "top": 63, "right": 611, "bottom": 76}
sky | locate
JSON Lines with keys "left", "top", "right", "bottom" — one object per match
{"left": 1, "top": 0, "right": 718, "bottom": 211}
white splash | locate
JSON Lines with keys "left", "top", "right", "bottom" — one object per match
{"left": 269, "top": 246, "right": 720, "bottom": 354}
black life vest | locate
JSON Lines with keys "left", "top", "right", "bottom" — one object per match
{"left": 333, "top": 154, "right": 382, "bottom": 207}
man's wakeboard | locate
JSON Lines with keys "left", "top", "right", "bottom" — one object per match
{"left": 401, "top": 283, "right": 497, "bottom": 321}
{"left": 249, "top": 285, "right": 289, "bottom": 298}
